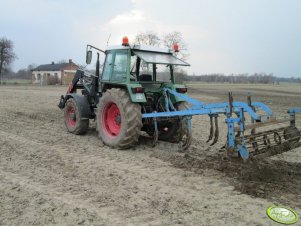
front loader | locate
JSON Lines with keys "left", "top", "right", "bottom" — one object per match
{"left": 58, "top": 37, "right": 301, "bottom": 160}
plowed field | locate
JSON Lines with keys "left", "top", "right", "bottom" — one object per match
{"left": 0, "top": 84, "right": 300, "bottom": 225}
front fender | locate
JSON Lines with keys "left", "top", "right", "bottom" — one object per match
{"left": 59, "top": 94, "right": 93, "bottom": 119}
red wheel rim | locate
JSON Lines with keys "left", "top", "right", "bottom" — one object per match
{"left": 66, "top": 106, "right": 76, "bottom": 128}
{"left": 102, "top": 102, "right": 121, "bottom": 136}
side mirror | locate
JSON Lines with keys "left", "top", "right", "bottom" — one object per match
{"left": 86, "top": 50, "right": 92, "bottom": 64}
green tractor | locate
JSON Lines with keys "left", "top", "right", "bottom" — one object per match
{"left": 58, "top": 37, "right": 190, "bottom": 149}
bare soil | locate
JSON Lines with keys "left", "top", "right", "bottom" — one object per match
{"left": 0, "top": 84, "right": 300, "bottom": 226}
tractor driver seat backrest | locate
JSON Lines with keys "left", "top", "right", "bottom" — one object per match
{"left": 139, "top": 74, "right": 152, "bottom": 81}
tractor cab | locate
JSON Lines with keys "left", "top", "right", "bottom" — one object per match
{"left": 97, "top": 40, "right": 189, "bottom": 93}
{"left": 92, "top": 41, "right": 190, "bottom": 107}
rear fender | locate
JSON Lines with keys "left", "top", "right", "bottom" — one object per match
{"left": 102, "top": 83, "right": 146, "bottom": 103}
{"left": 163, "top": 84, "right": 187, "bottom": 103}
{"left": 126, "top": 84, "right": 147, "bottom": 103}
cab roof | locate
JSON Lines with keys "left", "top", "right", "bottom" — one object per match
{"left": 106, "top": 44, "right": 190, "bottom": 66}
{"left": 106, "top": 44, "right": 171, "bottom": 53}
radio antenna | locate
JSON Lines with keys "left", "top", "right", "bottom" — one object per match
{"left": 106, "top": 34, "right": 111, "bottom": 47}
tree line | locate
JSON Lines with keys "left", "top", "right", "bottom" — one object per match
{"left": 1, "top": 64, "right": 36, "bottom": 81}
{"left": 184, "top": 73, "right": 301, "bottom": 84}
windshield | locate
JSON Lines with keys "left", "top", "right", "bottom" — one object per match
{"left": 140, "top": 62, "right": 171, "bottom": 82}
{"left": 130, "top": 50, "right": 189, "bottom": 83}
{"left": 133, "top": 51, "right": 189, "bottom": 66}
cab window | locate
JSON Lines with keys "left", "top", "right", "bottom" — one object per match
{"left": 112, "top": 51, "right": 128, "bottom": 81}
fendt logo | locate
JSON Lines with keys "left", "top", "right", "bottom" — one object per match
{"left": 267, "top": 206, "right": 299, "bottom": 225}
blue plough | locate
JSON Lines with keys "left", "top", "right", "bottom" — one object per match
{"left": 142, "top": 88, "right": 301, "bottom": 160}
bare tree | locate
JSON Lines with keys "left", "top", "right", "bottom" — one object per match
{"left": 162, "top": 31, "right": 188, "bottom": 61}
{"left": 134, "top": 31, "right": 160, "bottom": 46}
{"left": 57, "top": 59, "right": 67, "bottom": 64}
{"left": 134, "top": 31, "right": 189, "bottom": 60}
{"left": 27, "top": 63, "right": 37, "bottom": 72}
{"left": 134, "top": 31, "right": 189, "bottom": 80}
{"left": 0, "top": 37, "right": 17, "bottom": 84}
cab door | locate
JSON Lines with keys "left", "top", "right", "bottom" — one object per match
{"left": 99, "top": 50, "right": 129, "bottom": 93}
{"left": 111, "top": 50, "right": 128, "bottom": 82}
{"left": 99, "top": 51, "right": 113, "bottom": 93}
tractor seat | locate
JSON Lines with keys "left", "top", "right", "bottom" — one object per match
{"left": 139, "top": 74, "right": 152, "bottom": 81}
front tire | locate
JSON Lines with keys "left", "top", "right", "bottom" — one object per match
{"left": 64, "top": 98, "right": 89, "bottom": 134}
{"left": 97, "top": 88, "right": 142, "bottom": 149}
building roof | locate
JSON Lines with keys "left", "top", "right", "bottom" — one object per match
{"left": 32, "top": 61, "right": 77, "bottom": 71}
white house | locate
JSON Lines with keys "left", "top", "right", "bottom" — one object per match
{"left": 32, "top": 59, "right": 79, "bottom": 85}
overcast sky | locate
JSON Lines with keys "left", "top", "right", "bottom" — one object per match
{"left": 1, "top": 0, "right": 301, "bottom": 77}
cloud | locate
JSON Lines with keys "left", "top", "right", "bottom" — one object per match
{"left": 109, "top": 10, "right": 145, "bottom": 25}
{"left": 2, "top": 0, "right": 300, "bottom": 76}
{"left": 70, "top": 1, "right": 210, "bottom": 73}
{"left": 71, "top": 9, "right": 151, "bottom": 48}
{"left": 102, "top": 9, "right": 156, "bottom": 44}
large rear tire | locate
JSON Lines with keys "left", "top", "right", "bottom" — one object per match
{"left": 158, "top": 102, "right": 189, "bottom": 142}
{"left": 97, "top": 88, "right": 142, "bottom": 149}
{"left": 64, "top": 98, "right": 89, "bottom": 134}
